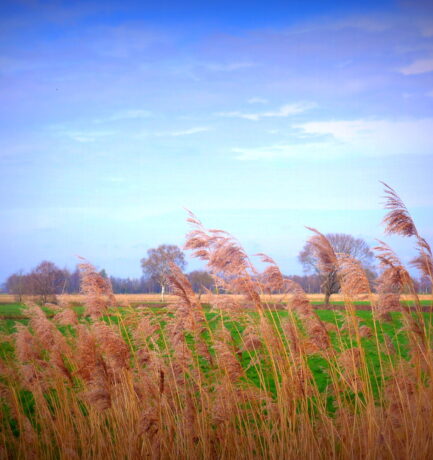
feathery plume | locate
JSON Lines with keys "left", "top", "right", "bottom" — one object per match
{"left": 410, "top": 237, "right": 433, "bottom": 281}
{"left": 381, "top": 183, "right": 433, "bottom": 286}
{"left": 78, "top": 261, "right": 115, "bottom": 318}
{"left": 381, "top": 182, "right": 418, "bottom": 237}
{"left": 410, "top": 253, "right": 433, "bottom": 279}
{"left": 359, "top": 325, "right": 373, "bottom": 338}
{"left": 337, "top": 347, "right": 362, "bottom": 392}
{"left": 214, "top": 328, "right": 243, "bottom": 383}
{"left": 373, "top": 242, "right": 411, "bottom": 320}
{"left": 26, "top": 303, "right": 68, "bottom": 352}
{"left": 281, "top": 274, "right": 330, "bottom": 350}
{"left": 305, "top": 227, "right": 337, "bottom": 273}
{"left": 256, "top": 253, "right": 286, "bottom": 293}
{"left": 337, "top": 254, "right": 370, "bottom": 298}
{"left": 53, "top": 308, "right": 78, "bottom": 326}
{"left": 185, "top": 212, "right": 262, "bottom": 309}
{"left": 241, "top": 324, "right": 262, "bottom": 353}
{"left": 14, "top": 324, "right": 41, "bottom": 362}
{"left": 92, "top": 322, "right": 130, "bottom": 376}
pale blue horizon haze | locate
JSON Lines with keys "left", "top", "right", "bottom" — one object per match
{"left": 1, "top": 0, "right": 433, "bottom": 283}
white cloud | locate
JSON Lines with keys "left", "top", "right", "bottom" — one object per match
{"left": 331, "top": 16, "right": 391, "bottom": 32}
{"left": 290, "top": 14, "right": 392, "bottom": 36}
{"left": 233, "top": 143, "right": 327, "bottom": 160}
{"left": 58, "top": 130, "right": 115, "bottom": 143}
{"left": 155, "top": 126, "right": 211, "bottom": 137}
{"left": 233, "top": 118, "right": 433, "bottom": 160}
{"left": 399, "top": 57, "right": 433, "bottom": 75}
{"left": 247, "top": 97, "right": 268, "bottom": 104}
{"left": 94, "top": 109, "right": 152, "bottom": 123}
{"left": 217, "top": 102, "right": 315, "bottom": 121}
{"left": 217, "top": 111, "right": 260, "bottom": 121}
{"left": 296, "top": 118, "right": 433, "bottom": 156}
{"left": 203, "top": 61, "right": 256, "bottom": 72}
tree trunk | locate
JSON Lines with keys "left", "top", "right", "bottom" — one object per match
{"left": 324, "top": 291, "right": 331, "bottom": 308}
{"left": 160, "top": 284, "right": 165, "bottom": 303}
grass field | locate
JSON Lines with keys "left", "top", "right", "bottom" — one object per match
{"left": 1, "top": 292, "right": 432, "bottom": 305}
{"left": 1, "top": 301, "right": 429, "bottom": 393}
{"left": 1, "top": 292, "right": 432, "bottom": 458}
{"left": 1, "top": 185, "right": 433, "bottom": 458}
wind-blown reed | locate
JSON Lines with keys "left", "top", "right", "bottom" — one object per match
{"left": 0, "top": 186, "right": 432, "bottom": 459}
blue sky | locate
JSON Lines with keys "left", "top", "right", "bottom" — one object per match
{"left": 1, "top": 0, "right": 433, "bottom": 282}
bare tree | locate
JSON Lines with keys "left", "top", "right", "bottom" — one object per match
{"left": 418, "top": 275, "right": 432, "bottom": 294}
{"left": 141, "top": 244, "right": 186, "bottom": 301}
{"left": 5, "top": 270, "right": 26, "bottom": 302}
{"left": 298, "top": 233, "right": 375, "bottom": 306}
{"left": 285, "top": 274, "right": 322, "bottom": 294}
{"left": 30, "top": 261, "right": 68, "bottom": 303}
{"left": 187, "top": 270, "right": 214, "bottom": 298}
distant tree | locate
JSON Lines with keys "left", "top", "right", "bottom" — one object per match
{"left": 141, "top": 245, "right": 186, "bottom": 301}
{"left": 5, "top": 270, "right": 26, "bottom": 302}
{"left": 285, "top": 274, "right": 322, "bottom": 294}
{"left": 298, "top": 233, "right": 375, "bottom": 306}
{"left": 30, "top": 261, "right": 68, "bottom": 303}
{"left": 66, "top": 268, "right": 81, "bottom": 293}
{"left": 187, "top": 270, "right": 214, "bottom": 296}
{"left": 419, "top": 275, "right": 432, "bottom": 294}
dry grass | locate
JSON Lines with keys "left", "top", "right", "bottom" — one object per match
{"left": 1, "top": 186, "right": 433, "bottom": 459}
{"left": 1, "top": 292, "right": 431, "bottom": 306}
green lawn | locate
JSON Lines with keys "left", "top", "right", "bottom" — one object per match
{"left": 1, "top": 302, "right": 431, "bottom": 400}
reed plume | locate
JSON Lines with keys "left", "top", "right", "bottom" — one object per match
{"left": 185, "top": 211, "right": 263, "bottom": 310}
{"left": 381, "top": 182, "right": 419, "bottom": 238}
{"left": 373, "top": 242, "right": 406, "bottom": 321}
{"left": 337, "top": 254, "right": 371, "bottom": 298}
{"left": 78, "top": 260, "right": 116, "bottom": 318}
{"left": 2, "top": 193, "right": 433, "bottom": 459}
{"left": 381, "top": 182, "right": 433, "bottom": 291}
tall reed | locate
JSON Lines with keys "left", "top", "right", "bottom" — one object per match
{"left": 0, "top": 187, "right": 432, "bottom": 459}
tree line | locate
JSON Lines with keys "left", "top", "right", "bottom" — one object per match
{"left": 3, "top": 260, "right": 326, "bottom": 300}
{"left": 3, "top": 238, "right": 431, "bottom": 304}
{"left": 3, "top": 261, "right": 216, "bottom": 302}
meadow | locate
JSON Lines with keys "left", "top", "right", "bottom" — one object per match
{"left": 1, "top": 185, "right": 433, "bottom": 459}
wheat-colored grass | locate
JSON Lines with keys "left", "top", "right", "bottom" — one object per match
{"left": 1, "top": 292, "right": 431, "bottom": 306}
{"left": 1, "top": 186, "right": 432, "bottom": 459}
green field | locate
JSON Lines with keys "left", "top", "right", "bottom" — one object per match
{"left": 1, "top": 296, "right": 433, "bottom": 459}
{"left": 1, "top": 301, "right": 430, "bottom": 398}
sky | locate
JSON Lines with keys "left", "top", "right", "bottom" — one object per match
{"left": 1, "top": 0, "right": 433, "bottom": 282}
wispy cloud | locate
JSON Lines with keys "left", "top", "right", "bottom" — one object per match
{"left": 55, "top": 130, "right": 115, "bottom": 143}
{"left": 296, "top": 118, "right": 433, "bottom": 156}
{"left": 329, "top": 16, "right": 392, "bottom": 32}
{"left": 217, "top": 102, "right": 315, "bottom": 121}
{"left": 94, "top": 109, "right": 152, "bottom": 123}
{"left": 232, "top": 143, "right": 328, "bottom": 160}
{"left": 399, "top": 57, "right": 433, "bottom": 75}
{"left": 155, "top": 126, "right": 211, "bottom": 137}
{"left": 202, "top": 61, "right": 256, "bottom": 72}
{"left": 247, "top": 97, "right": 268, "bottom": 104}
{"left": 233, "top": 118, "right": 433, "bottom": 160}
